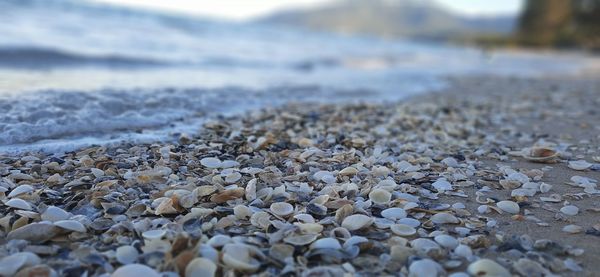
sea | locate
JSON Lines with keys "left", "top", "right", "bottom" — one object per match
{"left": 0, "top": 0, "right": 594, "bottom": 154}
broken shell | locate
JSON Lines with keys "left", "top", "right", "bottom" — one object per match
{"left": 430, "top": 213, "right": 459, "bottom": 224}
{"left": 560, "top": 205, "right": 579, "bottom": 216}
{"left": 568, "top": 160, "right": 592, "bottom": 171}
{"left": 341, "top": 214, "right": 374, "bottom": 231}
{"left": 496, "top": 201, "right": 520, "bottom": 214}
{"left": 8, "top": 185, "right": 34, "bottom": 198}
{"left": 270, "top": 202, "right": 294, "bottom": 217}
{"left": 467, "top": 259, "right": 511, "bottom": 277}
{"left": 116, "top": 245, "right": 139, "bottom": 265}
{"left": 112, "top": 264, "right": 160, "bottom": 277}
{"left": 524, "top": 147, "right": 558, "bottom": 163}
{"left": 283, "top": 233, "right": 318, "bottom": 246}
{"left": 222, "top": 244, "right": 261, "bottom": 272}
{"left": 41, "top": 206, "right": 70, "bottom": 222}
{"left": 390, "top": 224, "right": 416, "bottom": 236}
{"left": 54, "top": 220, "right": 86, "bottom": 232}
{"left": 5, "top": 198, "right": 32, "bottom": 210}
{"left": 185, "top": 257, "right": 217, "bottom": 277}
{"left": 562, "top": 224, "right": 583, "bottom": 234}
{"left": 369, "top": 188, "right": 392, "bottom": 205}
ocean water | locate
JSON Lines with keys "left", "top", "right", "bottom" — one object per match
{"left": 0, "top": 0, "right": 593, "bottom": 154}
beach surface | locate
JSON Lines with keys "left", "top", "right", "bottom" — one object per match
{"left": 1, "top": 75, "right": 599, "bottom": 276}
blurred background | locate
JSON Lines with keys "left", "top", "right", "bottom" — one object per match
{"left": 0, "top": 0, "right": 598, "bottom": 153}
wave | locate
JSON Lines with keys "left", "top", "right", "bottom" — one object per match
{"left": 0, "top": 47, "right": 169, "bottom": 69}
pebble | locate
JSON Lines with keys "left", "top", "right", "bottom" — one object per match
{"left": 434, "top": 235, "right": 459, "bottom": 249}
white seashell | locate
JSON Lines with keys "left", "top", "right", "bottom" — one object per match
{"left": 390, "top": 224, "right": 416, "bottom": 236}
{"left": 293, "top": 213, "right": 315, "bottom": 223}
{"left": 233, "top": 205, "right": 252, "bottom": 219}
{"left": 410, "top": 238, "right": 441, "bottom": 253}
{"left": 116, "top": 246, "right": 139, "bottom": 265}
{"left": 112, "top": 264, "right": 161, "bottom": 277}
{"left": 496, "top": 201, "right": 520, "bottom": 214}
{"left": 294, "top": 223, "right": 323, "bottom": 234}
{"left": 467, "top": 259, "right": 511, "bottom": 277}
{"left": 381, "top": 208, "right": 407, "bottom": 220}
{"left": 369, "top": 188, "right": 391, "bottom": 204}
{"left": 207, "top": 235, "right": 231, "bottom": 248}
{"left": 568, "top": 160, "right": 592, "bottom": 171}
{"left": 224, "top": 172, "right": 242, "bottom": 183}
{"left": 310, "top": 238, "right": 342, "bottom": 250}
{"left": 41, "top": 206, "right": 70, "bottom": 222}
{"left": 409, "top": 259, "right": 443, "bottom": 277}
{"left": 430, "top": 212, "right": 459, "bottom": 224}
{"left": 0, "top": 252, "right": 41, "bottom": 276}
{"left": 54, "top": 220, "right": 86, "bottom": 232}
{"left": 245, "top": 178, "right": 257, "bottom": 201}
{"left": 186, "top": 257, "right": 217, "bottom": 277}
{"left": 222, "top": 244, "right": 261, "bottom": 272}
{"left": 477, "top": 205, "right": 490, "bottom": 214}
{"left": 220, "top": 160, "right": 240, "bottom": 168}
{"left": 398, "top": 217, "right": 421, "bottom": 227}
{"left": 5, "top": 198, "right": 32, "bottom": 210}
{"left": 142, "top": 229, "right": 166, "bottom": 240}
{"left": 283, "top": 233, "right": 318, "bottom": 246}
{"left": 339, "top": 166, "right": 358, "bottom": 176}
{"left": 434, "top": 235, "right": 459, "bottom": 249}
{"left": 539, "top": 182, "right": 552, "bottom": 193}
{"left": 90, "top": 168, "right": 105, "bottom": 178}
{"left": 270, "top": 202, "right": 294, "bottom": 217}
{"left": 454, "top": 244, "right": 473, "bottom": 259}
{"left": 560, "top": 205, "right": 579, "bottom": 216}
{"left": 432, "top": 178, "right": 453, "bottom": 191}
{"left": 562, "top": 224, "right": 583, "bottom": 234}
{"left": 441, "top": 157, "right": 459, "bottom": 167}
{"left": 8, "top": 185, "right": 34, "bottom": 198}
{"left": 341, "top": 214, "right": 374, "bottom": 231}
{"left": 200, "top": 157, "right": 222, "bottom": 168}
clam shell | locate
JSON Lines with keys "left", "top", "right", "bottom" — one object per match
{"left": 112, "top": 264, "right": 160, "bottom": 277}
{"left": 5, "top": 198, "right": 32, "bottom": 210}
{"left": 339, "top": 166, "right": 358, "bottom": 176}
{"left": 116, "top": 246, "right": 139, "bottom": 265}
{"left": 409, "top": 259, "right": 443, "bottom": 277}
{"left": 434, "top": 235, "right": 458, "bottom": 249}
{"left": 430, "top": 212, "right": 459, "bottom": 224}
{"left": 8, "top": 185, "right": 34, "bottom": 198}
{"left": 560, "top": 205, "right": 579, "bottom": 216}
{"left": 41, "top": 206, "right": 70, "bottom": 222}
{"left": 381, "top": 208, "right": 407, "bottom": 220}
{"left": 0, "top": 252, "right": 41, "bottom": 277}
{"left": 562, "top": 224, "right": 583, "bottom": 234}
{"left": 467, "top": 259, "right": 511, "bottom": 277}
{"left": 200, "top": 157, "right": 222, "bottom": 168}
{"left": 568, "top": 160, "right": 592, "bottom": 171}
{"left": 142, "top": 229, "right": 167, "bottom": 240}
{"left": 222, "top": 244, "right": 261, "bottom": 272}
{"left": 524, "top": 147, "right": 558, "bottom": 163}
{"left": 7, "top": 222, "right": 61, "bottom": 243}
{"left": 496, "top": 200, "right": 520, "bottom": 214}
{"left": 185, "top": 257, "right": 217, "bottom": 277}
{"left": 283, "top": 233, "right": 318, "bottom": 246}
{"left": 310, "top": 238, "right": 342, "bottom": 250}
{"left": 54, "top": 220, "right": 86, "bottom": 232}
{"left": 341, "top": 214, "right": 374, "bottom": 231}
{"left": 369, "top": 188, "right": 392, "bottom": 205}
{"left": 390, "top": 224, "right": 416, "bottom": 236}
{"left": 270, "top": 202, "right": 294, "bottom": 217}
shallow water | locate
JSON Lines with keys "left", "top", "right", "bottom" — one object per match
{"left": 0, "top": 0, "right": 593, "bottom": 153}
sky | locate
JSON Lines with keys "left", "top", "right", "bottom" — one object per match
{"left": 93, "top": 0, "right": 524, "bottom": 20}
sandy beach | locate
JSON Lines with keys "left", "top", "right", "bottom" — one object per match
{"left": 0, "top": 75, "right": 599, "bottom": 276}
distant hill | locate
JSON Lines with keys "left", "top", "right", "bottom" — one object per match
{"left": 257, "top": 0, "right": 516, "bottom": 41}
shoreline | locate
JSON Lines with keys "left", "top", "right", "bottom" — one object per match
{"left": 1, "top": 75, "right": 599, "bottom": 276}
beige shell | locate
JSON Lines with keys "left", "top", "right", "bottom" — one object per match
{"left": 390, "top": 224, "right": 417, "bottom": 236}
{"left": 270, "top": 202, "right": 294, "bottom": 217}
{"left": 185, "top": 257, "right": 217, "bottom": 277}
{"left": 369, "top": 188, "right": 392, "bottom": 205}
{"left": 341, "top": 214, "right": 374, "bottom": 231}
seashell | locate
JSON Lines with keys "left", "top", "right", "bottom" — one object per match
{"left": 523, "top": 147, "right": 558, "bottom": 163}
{"left": 208, "top": 235, "right": 231, "bottom": 248}
{"left": 496, "top": 200, "right": 520, "bottom": 214}
{"left": 54, "top": 220, "right": 86, "bottom": 232}
{"left": 294, "top": 213, "right": 315, "bottom": 223}
{"left": 562, "top": 224, "right": 583, "bottom": 234}
{"left": 341, "top": 214, "right": 374, "bottom": 231}
{"left": 398, "top": 217, "right": 421, "bottom": 227}
{"left": 245, "top": 178, "right": 257, "bottom": 201}
{"left": 154, "top": 198, "right": 178, "bottom": 215}
{"left": 434, "top": 235, "right": 458, "bottom": 249}
{"left": 339, "top": 166, "right": 358, "bottom": 176}
{"left": 297, "top": 138, "right": 314, "bottom": 148}
{"left": 7, "top": 222, "right": 61, "bottom": 243}
{"left": 560, "top": 205, "right": 579, "bottom": 216}
{"left": 270, "top": 202, "right": 294, "bottom": 217}
{"left": 540, "top": 194, "right": 562, "bottom": 202}
{"left": 335, "top": 204, "right": 353, "bottom": 223}
{"left": 409, "top": 259, "right": 443, "bottom": 277}
{"left": 568, "top": 160, "right": 592, "bottom": 171}
{"left": 539, "top": 182, "right": 552, "bottom": 193}
{"left": 441, "top": 157, "right": 459, "bottom": 167}
{"left": 222, "top": 244, "right": 262, "bottom": 272}
{"left": 310, "top": 238, "right": 342, "bottom": 250}
{"left": 224, "top": 172, "right": 242, "bottom": 183}
{"left": 454, "top": 244, "right": 473, "bottom": 259}
{"left": 306, "top": 203, "right": 327, "bottom": 216}
{"left": 210, "top": 188, "right": 244, "bottom": 203}
{"left": 390, "top": 224, "right": 416, "bottom": 236}
{"left": 0, "top": 252, "right": 41, "bottom": 277}
{"left": 294, "top": 222, "right": 323, "bottom": 234}
{"left": 410, "top": 238, "right": 441, "bottom": 254}
{"left": 233, "top": 205, "right": 252, "bottom": 219}
{"left": 381, "top": 207, "right": 407, "bottom": 220}
{"left": 112, "top": 264, "right": 161, "bottom": 277}
{"left": 41, "top": 206, "right": 70, "bottom": 222}
{"left": 200, "top": 157, "right": 222, "bottom": 168}
{"left": 284, "top": 233, "right": 318, "bottom": 246}
{"left": 185, "top": 257, "right": 217, "bottom": 277}
{"left": 269, "top": 244, "right": 294, "bottom": 262}
{"left": 432, "top": 178, "right": 453, "bottom": 191}
{"left": 369, "top": 189, "right": 391, "bottom": 205}
{"left": 250, "top": 212, "right": 271, "bottom": 229}
{"left": 142, "top": 229, "right": 167, "bottom": 240}
{"left": 116, "top": 245, "right": 139, "bottom": 265}
{"left": 430, "top": 212, "right": 459, "bottom": 224}
{"left": 8, "top": 185, "right": 34, "bottom": 198}
{"left": 5, "top": 198, "right": 32, "bottom": 210}
{"left": 467, "top": 259, "right": 511, "bottom": 277}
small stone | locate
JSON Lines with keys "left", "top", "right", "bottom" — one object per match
{"left": 142, "top": 229, "right": 167, "bottom": 240}
{"left": 496, "top": 200, "right": 520, "bottom": 214}
{"left": 339, "top": 166, "right": 358, "bottom": 176}
{"left": 432, "top": 178, "right": 453, "bottom": 191}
